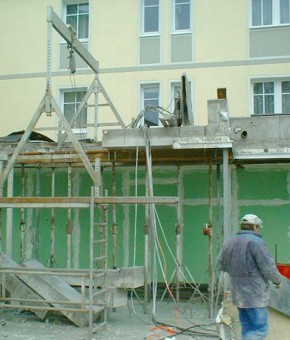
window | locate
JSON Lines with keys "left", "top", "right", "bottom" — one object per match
{"left": 141, "top": 0, "right": 159, "bottom": 34}
{"left": 173, "top": 0, "right": 191, "bottom": 32}
{"left": 282, "top": 81, "right": 290, "bottom": 112}
{"left": 140, "top": 84, "right": 160, "bottom": 126}
{"left": 251, "top": 0, "right": 290, "bottom": 27}
{"left": 66, "top": 3, "right": 89, "bottom": 39}
{"left": 62, "top": 89, "right": 88, "bottom": 133}
{"left": 170, "top": 79, "right": 193, "bottom": 125}
{"left": 252, "top": 80, "right": 290, "bottom": 114}
{"left": 60, "top": 2, "right": 89, "bottom": 70}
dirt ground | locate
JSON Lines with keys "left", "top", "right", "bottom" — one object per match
{"left": 0, "top": 301, "right": 289, "bottom": 339}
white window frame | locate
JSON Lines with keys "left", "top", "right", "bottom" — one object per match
{"left": 140, "top": 0, "right": 160, "bottom": 36}
{"left": 59, "top": 87, "right": 88, "bottom": 135}
{"left": 250, "top": 0, "right": 290, "bottom": 28}
{"left": 138, "top": 82, "right": 161, "bottom": 126}
{"left": 171, "top": 0, "right": 192, "bottom": 34}
{"left": 62, "top": 0, "right": 91, "bottom": 42}
{"left": 250, "top": 77, "right": 290, "bottom": 115}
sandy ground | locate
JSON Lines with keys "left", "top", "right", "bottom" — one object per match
{"left": 0, "top": 301, "right": 289, "bottom": 339}
{"left": 268, "top": 308, "right": 290, "bottom": 340}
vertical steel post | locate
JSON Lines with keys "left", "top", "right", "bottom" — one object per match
{"left": 46, "top": 7, "right": 52, "bottom": 115}
{"left": 50, "top": 167, "right": 56, "bottom": 267}
{"left": 20, "top": 165, "right": 25, "bottom": 262}
{"left": 223, "top": 149, "right": 231, "bottom": 291}
{"left": 112, "top": 160, "right": 117, "bottom": 269}
{"left": 0, "top": 161, "right": 3, "bottom": 252}
{"left": 175, "top": 166, "right": 183, "bottom": 303}
{"left": 223, "top": 149, "right": 231, "bottom": 242}
{"left": 216, "top": 164, "right": 222, "bottom": 253}
{"left": 35, "top": 166, "right": 40, "bottom": 260}
{"left": 6, "top": 168, "right": 14, "bottom": 257}
{"left": 94, "top": 76, "right": 99, "bottom": 141}
{"left": 208, "top": 161, "right": 214, "bottom": 318}
{"left": 67, "top": 164, "right": 72, "bottom": 268}
{"left": 88, "top": 186, "right": 95, "bottom": 340}
{"left": 144, "top": 172, "right": 150, "bottom": 314}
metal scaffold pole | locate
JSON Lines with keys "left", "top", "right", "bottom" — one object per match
{"left": 208, "top": 160, "right": 214, "bottom": 318}
{"left": 112, "top": 160, "right": 117, "bottom": 270}
{"left": 175, "top": 166, "right": 183, "bottom": 303}
{"left": 49, "top": 167, "right": 56, "bottom": 267}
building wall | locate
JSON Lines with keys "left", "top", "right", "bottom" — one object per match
{"left": 1, "top": 1, "right": 290, "bottom": 139}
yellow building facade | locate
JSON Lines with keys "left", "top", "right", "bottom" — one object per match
{"left": 1, "top": 0, "right": 290, "bottom": 140}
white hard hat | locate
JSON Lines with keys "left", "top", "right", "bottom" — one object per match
{"left": 240, "top": 214, "right": 263, "bottom": 228}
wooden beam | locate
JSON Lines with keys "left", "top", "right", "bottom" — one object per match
{"left": 0, "top": 196, "right": 178, "bottom": 208}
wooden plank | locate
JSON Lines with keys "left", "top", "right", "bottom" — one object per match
{"left": 0, "top": 196, "right": 178, "bottom": 208}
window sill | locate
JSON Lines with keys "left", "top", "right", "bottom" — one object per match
{"left": 139, "top": 33, "right": 160, "bottom": 38}
{"left": 249, "top": 24, "right": 290, "bottom": 30}
{"left": 170, "top": 30, "right": 192, "bottom": 36}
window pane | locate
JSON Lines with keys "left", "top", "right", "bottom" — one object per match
{"left": 265, "top": 94, "right": 274, "bottom": 113}
{"left": 79, "top": 14, "right": 89, "bottom": 39}
{"left": 66, "top": 15, "right": 77, "bottom": 30}
{"left": 282, "top": 81, "right": 290, "bottom": 93}
{"left": 254, "top": 82, "right": 263, "bottom": 94}
{"left": 282, "top": 81, "right": 290, "bottom": 113}
{"left": 263, "top": 0, "right": 272, "bottom": 25}
{"left": 175, "top": 0, "right": 190, "bottom": 30}
{"left": 280, "top": 0, "right": 290, "bottom": 23}
{"left": 264, "top": 82, "right": 274, "bottom": 94}
{"left": 253, "top": 81, "right": 274, "bottom": 114}
{"left": 282, "top": 94, "right": 290, "bottom": 113}
{"left": 63, "top": 91, "right": 87, "bottom": 128}
{"left": 67, "top": 4, "right": 77, "bottom": 15}
{"left": 79, "top": 3, "right": 89, "bottom": 14}
{"left": 144, "top": 87, "right": 159, "bottom": 104}
{"left": 144, "top": 0, "right": 159, "bottom": 33}
{"left": 76, "top": 91, "right": 86, "bottom": 102}
{"left": 64, "top": 103, "right": 75, "bottom": 122}
{"left": 64, "top": 92, "right": 75, "bottom": 103}
{"left": 252, "top": 0, "right": 262, "bottom": 26}
{"left": 145, "top": 0, "right": 158, "bottom": 5}
{"left": 254, "top": 96, "right": 264, "bottom": 114}
{"left": 173, "top": 84, "right": 181, "bottom": 98}
{"left": 143, "top": 85, "right": 159, "bottom": 126}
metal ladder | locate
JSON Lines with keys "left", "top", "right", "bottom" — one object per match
{"left": 88, "top": 161, "right": 108, "bottom": 338}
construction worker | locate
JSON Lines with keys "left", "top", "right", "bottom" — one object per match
{"left": 217, "top": 214, "right": 281, "bottom": 340}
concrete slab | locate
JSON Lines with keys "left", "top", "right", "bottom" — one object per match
{"left": 0, "top": 253, "right": 48, "bottom": 320}
{"left": 20, "top": 258, "right": 102, "bottom": 327}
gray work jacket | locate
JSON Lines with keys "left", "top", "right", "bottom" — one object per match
{"left": 217, "top": 230, "right": 281, "bottom": 308}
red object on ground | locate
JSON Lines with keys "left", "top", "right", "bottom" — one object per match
{"left": 276, "top": 263, "right": 290, "bottom": 279}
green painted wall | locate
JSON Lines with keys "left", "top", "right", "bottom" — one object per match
{"left": 1, "top": 164, "right": 290, "bottom": 284}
